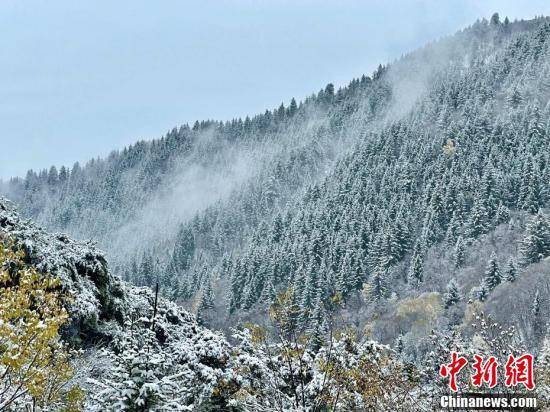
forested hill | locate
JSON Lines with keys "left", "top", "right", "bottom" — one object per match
{"left": 2, "top": 15, "right": 550, "bottom": 356}
{"left": 2, "top": 57, "right": 391, "bottom": 274}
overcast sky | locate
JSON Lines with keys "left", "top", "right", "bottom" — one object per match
{"left": 2, "top": 0, "right": 550, "bottom": 178}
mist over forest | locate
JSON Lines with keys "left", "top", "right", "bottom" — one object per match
{"left": 1, "top": 12, "right": 550, "bottom": 411}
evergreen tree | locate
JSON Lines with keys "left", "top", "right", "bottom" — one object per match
{"left": 453, "top": 236, "right": 466, "bottom": 268}
{"left": 503, "top": 257, "right": 518, "bottom": 282}
{"left": 519, "top": 159, "right": 541, "bottom": 214}
{"left": 445, "top": 211, "right": 462, "bottom": 246}
{"left": 369, "top": 269, "right": 389, "bottom": 301}
{"left": 299, "top": 263, "right": 318, "bottom": 320}
{"left": 483, "top": 252, "right": 501, "bottom": 291}
{"left": 308, "top": 293, "right": 326, "bottom": 351}
{"left": 261, "top": 278, "right": 277, "bottom": 304}
{"left": 494, "top": 203, "right": 510, "bottom": 225}
{"left": 466, "top": 195, "right": 490, "bottom": 238}
{"left": 288, "top": 98, "right": 298, "bottom": 117}
{"left": 197, "top": 280, "right": 215, "bottom": 325}
{"left": 172, "top": 225, "right": 195, "bottom": 272}
{"left": 532, "top": 290, "right": 540, "bottom": 318}
{"left": 47, "top": 166, "right": 59, "bottom": 187}
{"left": 520, "top": 212, "right": 550, "bottom": 265}
{"left": 229, "top": 266, "right": 245, "bottom": 313}
{"left": 129, "top": 258, "right": 139, "bottom": 282}
{"left": 407, "top": 242, "right": 424, "bottom": 285}
{"left": 139, "top": 252, "right": 155, "bottom": 287}
{"left": 272, "top": 214, "right": 284, "bottom": 243}
{"left": 477, "top": 283, "right": 489, "bottom": 302}
{"left": 443, "top": 278, "right": 461, "bottom": 308}
{"left": 58, "top": 166, "right": 69, "bottom": 184}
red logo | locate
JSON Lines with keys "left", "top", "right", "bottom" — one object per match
{"left": 439, "top": 353, "right": 535, "bottom": 392}
{"left": 439, "top": 352, "right": 468, "bottom": 392}
{"left": 505, "top": 354, "right": 535, "bottom": 390}
{"left": 471, "top": 354, "right": 498, "bottom": 388}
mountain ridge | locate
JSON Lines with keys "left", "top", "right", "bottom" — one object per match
{"left": 1, "top": 13, "right": 550, "bottom": 410}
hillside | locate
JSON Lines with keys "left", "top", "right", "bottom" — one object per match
{"left": 3, "top": 17, "right": 544, "bottom": 276}
{"left": 2, "top": 196, "right": 547, "bottom": 410}
{"left": 1, "top": 13, "right": 550, "bottom": 410}
{"left": 3, "top": 11, "right": 550, "bottom": 380}
{"left": 0, "top": 197, "right": 231, "bottom": 410}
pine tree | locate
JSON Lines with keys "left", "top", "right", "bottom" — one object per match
{"left": 532, "top": 290, "right": 541, "bottom": 318}
{"left": 393, "top": 216, "right": 410, "bottom": 259}
{"left": 288, "top": 98, "right": 298, "bottom": 117}
{"left": 276, "top": 103, "right": 286, "bottom": 122}
{"left": 260, "top": 278, "right": 277, "bottom": 304}
{"left": 129, "top": 258, "right": 139, "bottom": 283}
{"left": 466, "top": 195, "right": 490, "bottom": 238}
{"left": 480, "top": 168, "right": 497, "bottom": 217}
{"left": 241, "top": 282, "right": 256, "bottom": 310}
{"left": 299, "top": 263, "right": 318, "bottom": 320}
{"left": 477, "top": 284, "right": 489, "bottom": 302}
{"left": 494, "top": 203, "right": 510, "bottom": 225}
{"left": 197, "top": 280, "right": 215, "bottom": 325}
{"left": 308, "top": 293, "right": 326, "bottom": 351}
{"left": 421, "top": 211, "right": 443, "bottom": 248}
{"left": 483, "top": 252, "right": 501, "bottom": 291}
{"left": 369, "top": 269, "right": 389, "bottom": 301}
{"left": 518, "top": 158, "right": 540, "bottom": 214}
{"left": 139, "top": 252, "right": 154, "bottom": 286}
{"left": 453, "top": 236, "right": 466, "bottom": 268}
{"left": 229, "top": 263, "right": 245, "bottom": 313}
{"left": 334, "top": 267, "right": 346, "bottom": 296}
{"left": 519, "top": 212, "right": 550, "bottom": 265}
{"left": 367, "top": 233, "right": 383, "bottom": 271}
{"left": 172, "top": 224, "right": 195, "bottom": 272}
{"left": 378, "top": 229, "right": 400, "bottom": 270}
{"left": 272, "top": 214, "right": 284, "bottom": 243}
{"left": 503, "top": 257, "right": 518, "bottom": 282}
{"left": 58, "top": 165, "right": 69, "bottom": 184}
{"left": 47, "top": 165, "right": 59, "bottom": 187}
{"left": 443, "top": 278, "right": 461, "bottom": 308}
{"left": 445, "top": 211, "right": 462, "bottom": 246}
{"left": 407, "top": 242, "right": 424, "bottom": 285}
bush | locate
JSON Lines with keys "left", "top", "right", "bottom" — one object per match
{"left": 0, "top": 236, "right": 82, "bottom": 411}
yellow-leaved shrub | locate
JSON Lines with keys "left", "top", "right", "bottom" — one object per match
{"left": 0, "top": 236, "right": 83, "bottom": 411}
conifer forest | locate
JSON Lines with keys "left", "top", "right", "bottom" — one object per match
{"left": 1, "top": 10, "right": 550, "bottom": 411}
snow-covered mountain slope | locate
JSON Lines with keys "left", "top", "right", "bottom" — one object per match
{"left": 3, "top": 16, "right": 550, "bottom": 343}
{"left": 0, "top": 197, "right": 232, "bottom": 409}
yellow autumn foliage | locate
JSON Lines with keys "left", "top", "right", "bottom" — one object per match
{"left": 442, "top": 138, "right": 456, "bottom": 156}
{"left": 395, "top": 292, "right": 443, "bottom": 336}
{"left": 0, "top": 237, "right": 83, "bottom": 411}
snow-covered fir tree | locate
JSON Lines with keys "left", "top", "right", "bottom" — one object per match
{"left": 443, "top": 278, "right": 461, "bottom": 308}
